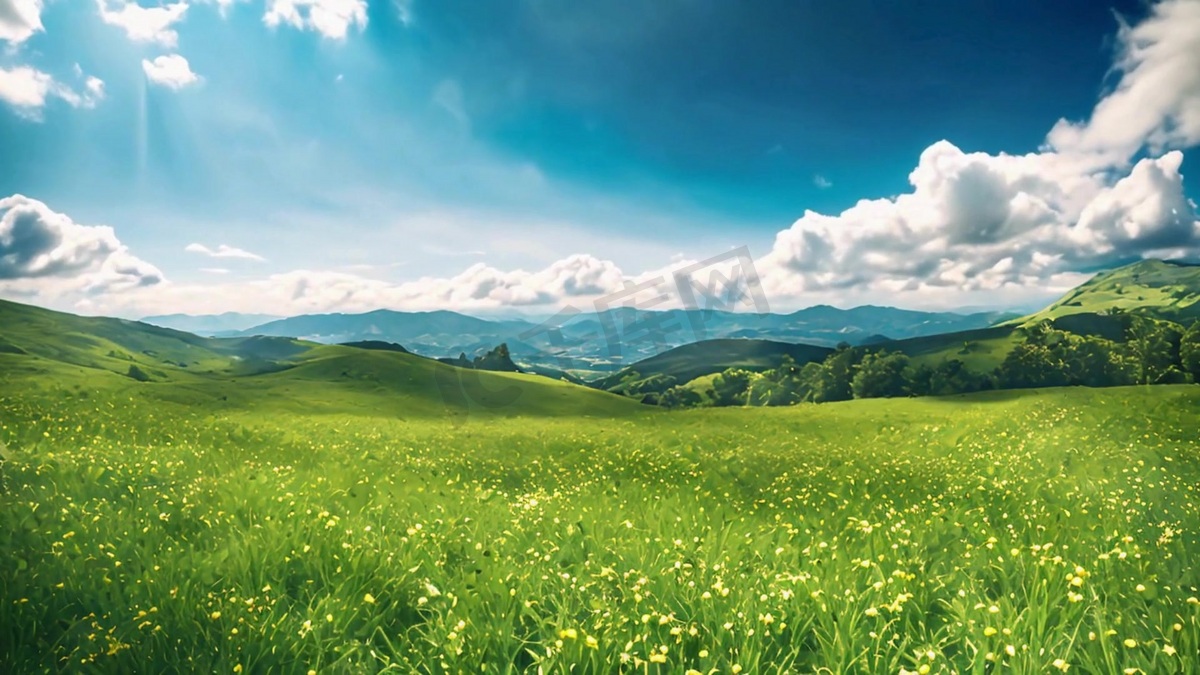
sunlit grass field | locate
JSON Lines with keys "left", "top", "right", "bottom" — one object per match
{"left": 2, "top": 370, "right": 1199, "bottom": 673}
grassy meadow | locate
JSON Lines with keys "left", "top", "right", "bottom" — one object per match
{"left": 2, "top": 355, "right": 1199, "bottom": 673}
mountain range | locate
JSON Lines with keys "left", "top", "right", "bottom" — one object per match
{"left": 143, "top": 304, "right": 1019, "bottom": 377}
{"left": 141, "top": 312, "right": 283, "bottom": 335}
{"left": 2, "top": 259, "right": 1196, "bottom": 405}
{"left": 587, "top": 259, "right": 1200, "bottom": 395}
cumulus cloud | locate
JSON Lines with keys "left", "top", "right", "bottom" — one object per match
{"left": 0, "top": 0, "right": 43, "bottom": 45}
{"left": 142, "top": 54, "right": 200, "bottom": 89}
{"left": 8, "top": 0, "right": 1200, "bottom": 319}
{"left": 1047, "top": 0, "right": 1200, "bottom": 165}
{"left": 97, "top": 0, "right": 189, "bottom": 47}
{"left": 185, "top": 242, "right": 264, "bottom": 261}
{"left": 0, "top": 66, "right": 105, "bottom": 118}
{"left": 0, "top": 195, "right": 162, "bottom": 297}
{"left": 759, "top": 142, "right": 1200, "bottom": 295}
{"left": 380, "top": 255, "right": 626, "bottom": 309}
{"left": 753, "top": 0, "right": 1200, "bottom": 300}
{"left": 0, "top": 65, "right": 54, "bottom": 112}
{"left": 88, "top": 250, "right": 777, "bottom": 317}
{"left": 264, "top": 0, "right": 367, "bottom": 40}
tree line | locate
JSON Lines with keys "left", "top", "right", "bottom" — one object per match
{"left": 655, "top": 313, "right": 1200, "bottom": 408}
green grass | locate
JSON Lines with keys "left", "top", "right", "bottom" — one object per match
{"left": 674, "top": 372, "right": 722, "bottom": 405}
{"left": 593, "top": 339, "right": 833, "bottom": 394}
{"left": 887, "top": 326, "right": 1019, "bottom": 372}
{"left": 0, "top": 298, "right": 316, "bottom": 381}
{"left": 1012, "top": 259, "right": 1200, "bottom": 326}
{"left": 2, "top": 353, "right": 1199, "bottom": 673}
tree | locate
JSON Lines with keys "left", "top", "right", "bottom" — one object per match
{"left": 711, "top": 369, "right": 753, "bottom": 406}
{"left": 1182, "top": 322, "right": 1200, "bottom": 381}
{"left": 796, "top": 362, "right": 828, "bottom": 403}
{"left": 997, "top": 341, "right": 1067, "bottom": 389}
{"left": 851, "top": 351, "right": 911, "bottom": 399}
{"left": 126, "top": 364, "right": 151, "bottom": 382}
{"left": 1054, "top": 334, "right": 1133, "bottom": 387}
{"left": 806, "top": 346, "right": 858, "bottom": 403}
{"left": 742, "top": 356, "right": 807, "bottom": 406}
{"left": 746, "top": 372, "right": 799, "bottom": 406}
{"left": 928, "top": 359, "right": 990, "bottom": 396}
{"left": 1121, "top": 315, "right": 1184, "bottom": 384}
{"left": 907, "top": 363, "right": 935, "bottom": 397}
{"left": 659, "top": 385, "right": 703, "bottom": 409}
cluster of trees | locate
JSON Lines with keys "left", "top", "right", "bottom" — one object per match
{"left": 994, "top": 316, "right": 1195, "bottom": 389}
{"left": 658, "top": 314, "right": 1200, "bottom": 408}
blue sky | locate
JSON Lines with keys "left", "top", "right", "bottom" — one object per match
{"left": 1, "top": 0, "right": 1199, "bottom": 317}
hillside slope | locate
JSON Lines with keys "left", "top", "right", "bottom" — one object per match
{"left": 0, "top": 299, "right": 642, "bottom": 419}
{"left": 592, "top": 338, "right": 833, "bottom": 393}
{"left": 0, "top": 298, "right": 313, "bottom": 379}
{"left": 1013, "top": 259, "right": 1200, "bottom": 325}
{"left": 227, "top": 304, "right": 1015, "bottom": 376}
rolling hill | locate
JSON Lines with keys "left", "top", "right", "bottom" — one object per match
{"left": 0, "top": 299, "right": 640, "bottom": 419}
{"left": 0, "top": 298, "right": 313, "bottom": 379}
{"left": 1011, "top": 259, "right": 1200, "bottom": 325}
{"left": 223, "top": 304, "right": 1015, "bottom": 377}
{"left": 596, "top": 258, "right": 1200, "bottom": 397}
{"left": 591, "top": 338, "right": 834, "bottom": 394}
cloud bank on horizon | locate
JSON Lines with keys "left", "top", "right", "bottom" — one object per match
{"left": 0, "top": 0, "right": 1199, "bottom": 318}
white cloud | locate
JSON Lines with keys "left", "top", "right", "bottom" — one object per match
{"left": 758, "top": 141, "right": 1200, "bottom": 297}
{"left": 142, "top": 54, "right": 200, "bottom": 89}
{"left": 85, "top": 76, "right": 105, "bottom": 98}
{"left": 200, "top": 267, "right": 230, "bottom": 274}
{"left": 0, "top": 66, "right": 104, "bottom": 118}
{"left": 0, "top": 0, "right": 43, "bottom": 45}
{"left": 1047, "top": 0, "right": 1200, "bottom": 165}
{"left": 0, "top": 65, "right": 53, "bottom": 111}
{"left": 1068, "top": 151, "right": 1198, "bottom": 258}
{"left": 264, "top": 0, "right": 367, "bottom": 40}
{"left": 813, "top": 175, "right": 831, "bottom": 189}
{"left": 0, "top": 195, "right": 162, "bottom": 297}
{"left": 748, "top": 0, "right": 1200, "bottom": 302}
{"left": 96, "top": 250, "right": 768, "bottom": 317}
{"left": 8, "top": 0, "right": 1200, "bottom": 319}
{"left": 366, "top": 254, "right": 626, "bottom": 310}
{"left": 185, "top": 242, "right": 265, "bottom": 261}
{"left": 97, "top": 0, "right": 189, "bottom": 47}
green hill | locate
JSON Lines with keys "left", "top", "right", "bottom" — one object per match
{"left": 0, "top": 299, "right": 641, "bottom": 419}
{"left": 0, "top": 298, "right": 313, "bottom": 379}
{"left": 592, "top": 338, "right": 833, "bottom": 394}
{"left": 606, "top": 259, "right": 1200, "bottom": 398}
{"left": 222, "top": 303, "right": 1015, "bottom": 374}
{"left": 872, "top": 324, "right": 1019, "bottom": 370}
{"left": 1012, "top": 259, "right": 1200, "bottom": 325}
{"left": 3, "top": 367, "right": 1199, "bottom": 672}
